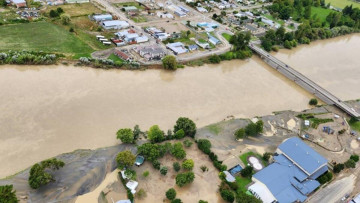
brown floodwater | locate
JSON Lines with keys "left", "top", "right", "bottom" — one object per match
{"left": 0, "top": 34, "right": 359, "bottom": 178}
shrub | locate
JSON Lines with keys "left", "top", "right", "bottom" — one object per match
{"left": 171, "top": 199, "right": 182, "bottom": 203}
{"left": 208, "top": 55, "right": 221, "bottom": 63}
{"left": 124, "top": 169, "right": 137, "bottom": 180}
{"left": 183, "top": 139, "right": 193, "bottom": 147}
{"left": 197, "top": 139, "right": 211, "bottom": 154}
{"left": 0, "top": 185, "right": 18, "bottom": 202}
{"left": 350, "top": 154, "right": 359, "bottom": 162}
{"left": 309, "top": 98, "right": 318, "bottom": 105}
{"left": 240, "top": 166, "right": 253, "bottom": 178}
{"left": 142, "top": 170, "right": 149, "bottom": 178}
{"left": 175, "top": 172, "right": 195, "bottom": 187}
{"left": 317, "top": 171, "right": 333, "bottom": 184}
{"left": 148, "top": 125, "right": 165, "bottom": 143}
{"left": 173, "top": 162, "right": 181, "bottom": 172}
{"left": 49, "top": 10, "right": 59, "bottom": 18}
{"left": 234, "top": 128, "right": 245, "bottom": 139}
{"left": 166, "top": 188, "right": 176, "bottom": 200}
{"left": 170, "top": 143, "right": 186, "bottom": 159}
{"left": 160, "top": 166, "right": 168, "bottom": 175}
{"left": 152, "top": 160, "right": 161, "bottom": 170}
{"left": 338, "top": 129, "right": 346, "bottom": 135}
{"left": 209, "top": 152, "right": 218, "bottom": 162}
{"left": 333, "top": 163, "right": 345, "bottom": 173}
{"left": 69, "top": 27, "right": 74, "bottom": 32}
{"left": 262, "top": 152, "right": 272, "bottom": 162}
{"left": 175, "top": 129, "right": 185, "bottom": 139}
{"left": 136, "top": 188, "right": 146, "bottom": 199}
{"left": 199, "top": 201, "right": 208, "bottom": 203}
{"left": 200, "top": 165, "right": 208, "bottom": 172}
{"left": 182, "top": 159, "right": 194, "bottom": 170}
{"left": 220, "top": 189, "right": 235, "bottom": 203}
{"left": 56, "top": 7, "right": 64, "bottom": 14}
{"left": 345, "top": 159, "right": 356, "bottom": 168}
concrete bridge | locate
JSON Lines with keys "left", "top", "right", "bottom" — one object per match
{"left": 249, "top": 44, "right": 360, "bottom": 118}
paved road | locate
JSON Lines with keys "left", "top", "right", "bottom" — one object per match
{"left": 249, "top": 44, "right": 360, "bottom": 118}
{"left": 307, "top": 175, "right": 355, "bottom": 203}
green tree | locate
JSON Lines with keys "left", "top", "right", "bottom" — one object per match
{"left": 255, "top": 120, "right": 263, "bottom": 133}
{"left": 152, "top": 160, "right": 161, "bottom": 170}
{"left": 116, "top": 150, "right": 136, "bottom": 169}
{"left": 350, "top": 154, "right": 359, "bottom": 162}
{"left": 56, "top": 7, "right": 64, "bottom": 14}
{"left": 171, "top": 143, "right": 186, "bottom": 159}
{"left": 49, "top": 10, "right": 58, "bottom": 18}
{"left": 262, "top": 152, "right": 272, "bottom": 162}
{"left": 166, "top": 188, "right": 176, "bottom": 200}
{"left": 182, "top": 159, "right": 194, "bottom": 170}
{"left": 175, "top": 129, "right": 185, "bottom": 139}
{"left": 284, "top": 40, "right": 292, "bottom": 49}
{"left": 0, "top": 185, "right": 18, "bottom": 203}
{"left": 117, "top": 128, "right": 135, "bottom": 143}
{"left": 148, "top": 125, "right": 164, "bottom": 143}
{"left": 29, "top": 158, "right": 65, "bottom": 189}
{"left": 160, "top": 166, "right": 168, "bottom": 175}
{"left": 175, "top": 172, "right": 195, "bottom": 187}
{"left": 240, "top": 166, "right": 253, "bottom": 178}
{"left": 229, "top": 31, "right": 251, "bottom": 51}
{"left": 174, "top": 117, "right": 197, "bottom": 138}
{"left": 197, "top": 139, "right": 212, "bottom": 154}
{"left": 235, "top": 128, "right": 245, "bottom": 139}
{"left": 171, "top": 199, "right": 182, "bottom": 203}
{"left": 220, "top": 190, "right": 235, "bottom": 203}
{"left": 60, "top": 14, "right": 71, "bottom": 25}
{"left": 209, "top": 55, "right": 221, "bottom": 63}
{"left": 309, "top": 98, "right": 318, "bottom": 105}
{"left": 245, "top": 122, "right": 257, "bottom": 136}
{"left": 236, "top": 191, "right": 262, "bottom": 203}
{"left": 162, "top": 55, "right": 177, "bottom": 70}
{"left": 304, "top": 5, "right": 312, "bottom": 19}
{"left": 124, "top": 169, "right": 137, "bottom": 180}
{"left": 133, "top": 125, "right": 141, "bottom": 140}
{"left": 333, "top": 163, "right": 345, "bottom": 173}
{"left": 345, "top": 159, "right": 356, "bottom": 168}
{"left": 137, "top": 143, "right": 161, "bottom": 161}
{"left": 173, "top": 162, "right": 181, "bottom": 172}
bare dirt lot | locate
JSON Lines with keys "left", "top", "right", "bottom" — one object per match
{"left": 102, "top": 140, "right": 225, "bottom": 203}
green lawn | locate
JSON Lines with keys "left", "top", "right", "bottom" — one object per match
{"left": 263, "top": 14, "right": 285, "bottom": 25}
{"left": 235, "top": 176, "right": 252, "bottom": 192}
{"left": 0, "top": 22, "right": 94, "bottom": 57}
{"left": 108, "top": 53, "right": 124, "bottom": 62}
{"left": 222, "top": 33, "right": 232, "bottom": 42}
{"left": 326, "top": 0, "right": 360, "bottom": 9}
{"left": 131, "top": 16, "right": 147, "bottom": 23}
{"left": 240, "top": 151, "right": 266, "bottom": 166}
{"left": 349, "top": 120, "right": 360, "bottom": 132}
{"left": 206, "top": 123, "right": 222, "bottom": 135}
{"left": 311, "top": 6, "right": 333, "bottom": 23}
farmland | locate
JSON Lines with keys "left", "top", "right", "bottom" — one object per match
{"left": 326, "top": 0, "right": 360, "bottom": 9}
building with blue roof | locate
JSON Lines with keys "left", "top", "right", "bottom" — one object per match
{"left": 248, "top": 137, "right": 328, "bottom": 203}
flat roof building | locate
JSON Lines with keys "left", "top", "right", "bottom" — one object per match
{"left": 166, "top": 42, "right": 188, "bottom": 55}
{"left": 93, "top": 14, "right": 113, "bottom": 22}
{"left": 102, "top": 20, "right": 130, "bottom": 30}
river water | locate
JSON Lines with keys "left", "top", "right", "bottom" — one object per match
{"left": 0, "top": 34, "right": 359, "bottom": 178}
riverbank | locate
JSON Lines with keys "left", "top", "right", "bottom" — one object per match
{"left": 1, "top": 100, "right": 359, "bottom": 202}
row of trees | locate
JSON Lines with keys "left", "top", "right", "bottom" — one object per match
{"left": 0, "top": 51, "right": 57, "bottom": 65}
{"left": 29, "top": 158, "right": 65, "bottom": 189}
{"left": 234, "top": 120, "right": 264, "bottom": 139}
{"left": 333, "top": 154, "right": 359, "bottom": 173}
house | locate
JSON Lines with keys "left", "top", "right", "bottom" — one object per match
{"left": 136, "top": 45, "right": 166, "bottom": 60}
{"left": 166, "top": 42, "right": 188, "bottom": 55}
{"left": 179, "top": 6, "right": 190, "bottom": 13}
{"left": 93, "top": 14, "right": 113, "bottom": 22}
{"left": 208, "top": 35, "right": 220, "bottom": 45}
{"left": 126, "top": 180, "right": 138, "bottom": 194}
{"left": 196, "top": 7, "right": 208, "bottom": 13}
{"left": 188, "top": 44, "right": 198, "bottom": 51}
{"left": 196, "top": 41, "right": 210, "bottom": 49}
{"left": 248, "top": 137, "right": 328, "bottom": 203}
{"left": 114, "top": 50, "right": 132, "bottom": 61}
{"left": 65, "top": 0, "right": 89, "bottom": 3}
{"left": 123, "top": 6, "right": 138, "bottom": 12}
{"left": 102, "top": 20, "right": 130, "bottom": 30}
{"left": 261, "top": 17, "right": 280, "bottom": 28}
{"left": 350, "top": 193, "right": 360, "bottom": 203}
{"left": 124, "top": 33, "right": 139, "bottom": 42}
{"left": 111, "top": 38, "right": 126, "bottom": 46}
{"left": 116, "top": 200, "right": 131, "bottom": 203}
{"left": 135, "top": 36, "right": 149, "bottom": 43}
{"left": 12, "top": 0, "right": 26, "bottom": 8}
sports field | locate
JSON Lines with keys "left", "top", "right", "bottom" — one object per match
{"left": 0, "top": 21, "right": 94, "bottom": 57}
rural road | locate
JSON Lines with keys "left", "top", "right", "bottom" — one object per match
{"left": 307, "top": 174, "right": 355, "bottom": 203}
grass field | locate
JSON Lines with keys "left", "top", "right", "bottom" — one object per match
{"left": 311, "top": 6, "right": 333, "bottom": 23}
{"left": 235, "top": 176, "right": 252, "bottom": 192}
{"left": 44, "top": 3, "right": 102, "bottom": 17}
{"left": 108, "top": 53, "right": 124, "bottom": 62}
{"left": 0, "top": 22, "right": 94, "bottom": 57}
{"left": 115, "top": 2, "right": 145, "bottom": 10}
{"left": 131, "top": 16, "right": 147, "bottom": 23}
{"left": 349, "top": 120, "right": 360, "bottom": 132}
{"left": 326, "top": 0, "right": 360, "bottom": 9}
{"left": 222, "top": 33, "right": 232, "bottom": 42}
{"left": 263, "top": 14, "right": 285, "bottom": 25}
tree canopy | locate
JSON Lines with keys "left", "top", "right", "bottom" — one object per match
{"left": 175, "top": 172, "right": 195, "bottom": 187}
{"left": 116, "top": 150, "right": 136, "bottom": 169}
{"left": 166, "top": 188, "right": 176, "bottom": 200}
{"left": 162, "top": 55, "right": 178, "bottom": 70}
{"left": 117, "top": 128, "right": 135, "bottom": 144}
{"left": 182, "top": 159, "right": 194, "bottom": 170}
{"left": 229, "top": 31, "right": 251, "bottom": 51}
{"left": 173, "top": 117, "right": 197, "bottom": 138}
{"left": 29, "top": 158, "right": 65, "bottom": 189}
{"left": 171, "top": 143, "right": 186, "bottom": 159}
{"left": 0, "top": 185, "right": 18, "bottom": 203}
{"left": 148, "top": 125, "right": 165, "bottom": 143}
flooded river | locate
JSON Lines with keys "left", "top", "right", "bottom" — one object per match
{"left": 0, "top": 34, "right": 359, "bottom": 178}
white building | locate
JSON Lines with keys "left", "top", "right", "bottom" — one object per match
{"left": 93, "top": 14, "right": 112, "bottom": 22}
{"left": 102, "top": 20, "right": 130, "bottom": 30}
{"left": 166, "top": 42, "right": 188, "bottom": 55}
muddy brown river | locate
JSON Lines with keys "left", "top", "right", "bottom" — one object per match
{"left": 0, "top": 34, "right": 359, "bottom": 178}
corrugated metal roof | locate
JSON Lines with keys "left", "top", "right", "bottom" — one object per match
{"left": 278, "top": 137, "right": 327, "bottom": 175}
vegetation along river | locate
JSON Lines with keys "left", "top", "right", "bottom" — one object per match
{"left": 0, "top": 34, "right": 359, "bottom": 178}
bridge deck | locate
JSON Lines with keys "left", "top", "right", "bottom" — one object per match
{"left": 249, "top": 44, "right": 360, "bottom": 118}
